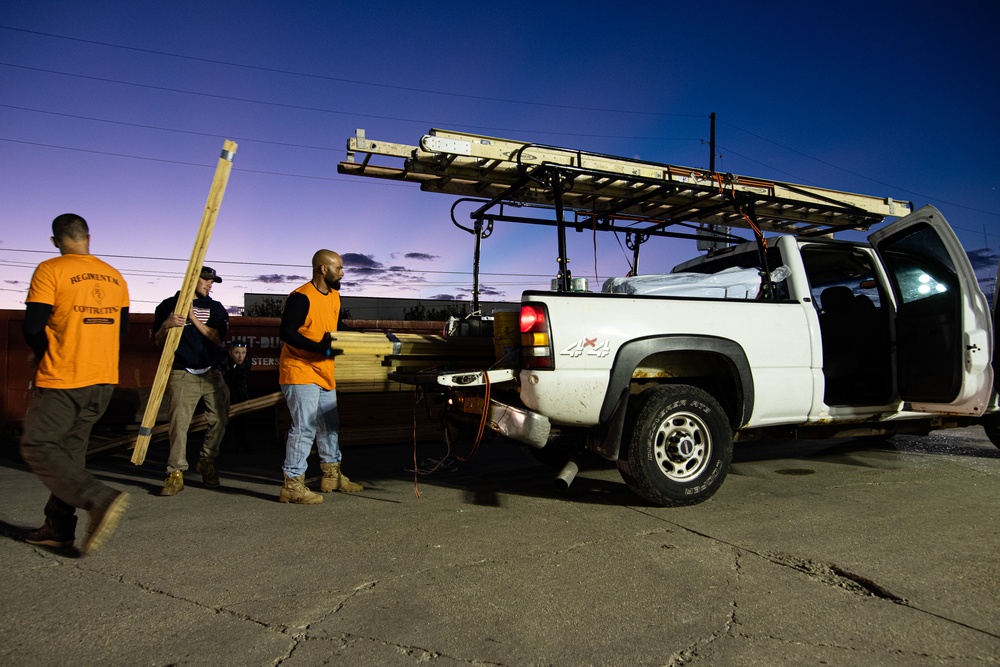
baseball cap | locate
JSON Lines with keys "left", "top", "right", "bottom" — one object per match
{"left": 200, "top": 266, "right": 222, "bottom": 283}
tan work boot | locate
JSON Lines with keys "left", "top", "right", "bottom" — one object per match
{"left": 278, "top": 474, "right": 324, "bottom": 504}
{"left": 320, "top": 462, "right": 363, "bottom": 493}
{"left": 81, "top": 491, "right": 129, "bottom": 556}
{"left": 160, "top": 470, "right": 184, "bottom": 496}
{"left": 196, "top": 457, "right": 220, "bottom": 488}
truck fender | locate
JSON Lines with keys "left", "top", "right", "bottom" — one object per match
{"left": 593, "top": 335, "right": 754, "bottom": 459}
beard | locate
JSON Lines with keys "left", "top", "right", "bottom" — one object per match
{"left": 328, "top": 278, "right": 341, "bottom": 291}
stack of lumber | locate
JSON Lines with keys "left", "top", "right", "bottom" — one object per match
{"left": 333, "top": 331, "right": 496, "bottom": 393}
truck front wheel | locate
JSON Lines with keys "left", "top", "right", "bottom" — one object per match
{"left": 618, "top": 385, "right": 733, "bottom": 506}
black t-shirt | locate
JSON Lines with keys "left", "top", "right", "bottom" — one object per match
{"left": 153, "top": 292, "right": 229, "bottom": 370}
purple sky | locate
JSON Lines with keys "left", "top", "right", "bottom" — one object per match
{"left": 2, "top": 1, "right": 998, "bottom": 313}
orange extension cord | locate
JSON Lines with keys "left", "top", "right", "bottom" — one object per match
{"left": 411, "top": 369, "right": 491, "bottom": 498}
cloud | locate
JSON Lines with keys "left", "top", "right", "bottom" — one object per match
{"left": 335, "top": 250, "right": 510, "bottom": 301}
{"left": 344, "top": 266, "right": 384, "bottom": 277}
{"left": 255, "top": 274, "right": 308, "bottom": 284}
{"left": 966, "top": 248, "right": 998, "bottom": 272}
{"left": 456, "top": 284, "right": 505, "bottom": 297}
{"left": 4, "top": 279, "right": 23, "bottom": 285}
{"left": 342, "top": 253, "right": 383, "bottom": 269}
{"left": 404, "top": 252, "right": 440, "bottom": 261}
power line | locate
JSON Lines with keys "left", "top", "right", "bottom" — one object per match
{"left": 4, "top": 134, "right": 996, "bottom": 245}
{"left": 2, "top": 60, "right": 991, "bottom": 219}
{"left": 0, "top": 25, "right": 707, "bottom": 120}
{"left": 0, "top": 104, "right": 341, "bottom": 152}
{"left": 717, "top": 130, "right": 1000, "bottom": 220}
{"left": 0, "top": 246, "right": 558, "bottom": 279}
{"left": 0, "top": 136, "right": 413, "bottom": 185}
{"left": 2, "top": 32, "right": 995, "bottom": 237}
{"left": 0, "top": 136, "right": 227, "bottom": 169}
{"left": 3, "top": 25, "right": 995, "bottom": 219}
{"left": 0, "top": 63, "right": 699, "bottom": 142}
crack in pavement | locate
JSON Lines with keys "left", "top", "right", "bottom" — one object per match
{"left": 316, "top": 580, "right": 377, "bottom": 624}
{"left": 664, "top": 548, "right": 742, "bottom": 666}
{"left": 85, "top": 566, "right": 513, "bottom": 665}
{"left": 17, "top": 548, "right": 510, "bottom": 666}
{"left": 627, "top": 506, "right": 1000, "bottom": 642}
{"left": 657, "top": 541, "right": 998, "bottom": 665}
{"left": 332, "top": 633, "right": 511, "bottom": 666}
{"left": 298, "top": 528, "right": 676, "bottom": 589}
{"left": 761, "top": 552, "right": 908, "bottom": 602}
{"left": 725, "top": 634, "right": 996, "bottom": 663}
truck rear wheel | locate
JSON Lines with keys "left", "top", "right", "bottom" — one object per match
{"left": 618, "top": 385, "right": 732, "bottom": 506}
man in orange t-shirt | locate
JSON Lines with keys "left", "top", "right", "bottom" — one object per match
{"left": 276, "top": 249, "right": 363, "bottom": 504}
{"left": 20, "top": 214, "right": 130, "bottom": 555}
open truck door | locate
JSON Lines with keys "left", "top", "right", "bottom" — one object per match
{"left": 869, "top": 205, "right": 993, "bottom": 415}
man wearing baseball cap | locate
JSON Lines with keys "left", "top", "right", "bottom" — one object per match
{"left": 152, "top": 266, "right": 230, "bottom": 495}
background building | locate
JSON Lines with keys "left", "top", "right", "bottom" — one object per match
{"left": 243, "top": 293, "right": 517, "bottom": 320}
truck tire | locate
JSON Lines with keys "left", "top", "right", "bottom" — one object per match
{"left": 618, "top": 385, "right": 733, "bottom": 506}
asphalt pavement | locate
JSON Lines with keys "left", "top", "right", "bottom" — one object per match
{"left": 1, "top": 426, "right": 998, "bottom": 666}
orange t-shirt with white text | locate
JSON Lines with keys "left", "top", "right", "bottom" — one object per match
{"left": 26, "top": 253, "right": 129, "bottom": 388}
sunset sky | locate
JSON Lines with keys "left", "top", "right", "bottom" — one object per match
{"left": 2, "top": 1, "right": 997, "bottom": 313}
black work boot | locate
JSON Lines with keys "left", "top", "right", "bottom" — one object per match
{"left": 26, "top": 516, "right": 78, "bottom": 548}
{"left": 196, "top": 457, "right": 220, "bottom": 488}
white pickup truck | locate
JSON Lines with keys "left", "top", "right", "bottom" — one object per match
{"left": 339, "top": 129, "right": 999, "bottom": 506}
{"left": 478, "top": 204, "right": 999, "bottom": 505}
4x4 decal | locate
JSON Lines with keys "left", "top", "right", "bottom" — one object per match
{"left": 560, "top": 338, "right": 611, "bottom": 358}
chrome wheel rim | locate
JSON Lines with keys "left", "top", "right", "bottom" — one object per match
{"left": 652, "top": 411, "right": 712, "bottom": 482}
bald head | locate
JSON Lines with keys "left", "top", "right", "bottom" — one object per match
{"left": 312, "top": 249, "right": 341, "bottom": 270}
{"left": 311, "top": 249, "right": 344, "bottom": 293}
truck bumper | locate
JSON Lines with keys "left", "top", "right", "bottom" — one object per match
{"left": 487, "top": 400, "right": 551, "bottom": 448}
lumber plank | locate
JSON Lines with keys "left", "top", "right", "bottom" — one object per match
{"left": 131, "top": 140, "right": 238, "bottom": 465}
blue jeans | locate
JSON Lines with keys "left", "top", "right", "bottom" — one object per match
{"left": 280, "top": 383, "right": 341, "bottom": 478}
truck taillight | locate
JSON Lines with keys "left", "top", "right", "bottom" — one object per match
{"left": 520, "top": 304, "right": 553, "bottom": 369}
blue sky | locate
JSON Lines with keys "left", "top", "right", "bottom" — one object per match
{"left": 1, "top": 1, "right": 997, "bottom": 312}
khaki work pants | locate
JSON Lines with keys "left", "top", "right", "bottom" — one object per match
{"left": 166, "top": 369, "right": 229, "bottom": 473}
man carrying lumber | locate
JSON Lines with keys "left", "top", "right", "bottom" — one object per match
{"left": 277, "top": 249, "right": 362, "bottom": 504}
{"left": 20, "top": 213, "right": 130, "bottom": 555}
{"left": 153, "top": 266, "right": 230, "bottom": 495}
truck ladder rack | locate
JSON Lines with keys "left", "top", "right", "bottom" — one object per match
{"left": 338, "top": 128, "right": 912, "bottom": 237}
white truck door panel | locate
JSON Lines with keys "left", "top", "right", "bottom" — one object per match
{"left": 869, "top": 205, "right": 993, "bottom": 415}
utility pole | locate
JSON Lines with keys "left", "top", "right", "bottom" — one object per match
{"left": 699, "top": 113, "right": 726, "bottom": 253}
{"left": 709, "top": 112, "right": 716, "bottom": 172}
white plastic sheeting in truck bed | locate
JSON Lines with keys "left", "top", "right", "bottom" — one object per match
{"left": 601, "top": 266, "right": 763, "bottom": 299}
